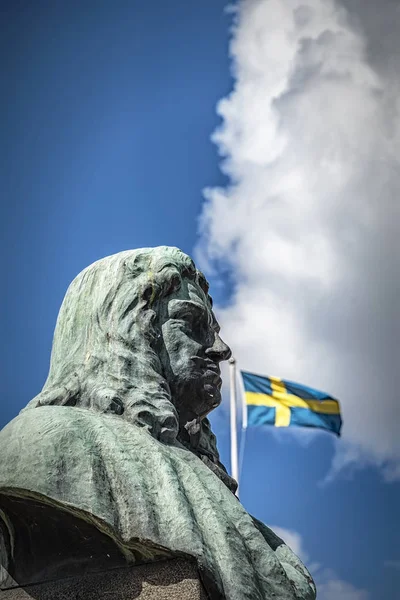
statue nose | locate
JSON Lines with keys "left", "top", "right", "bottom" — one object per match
{"left": 206, "top": 334, "right": 232, "bottom": 363}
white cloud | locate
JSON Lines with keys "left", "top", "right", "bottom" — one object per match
{"left": 198, "top": 0, "right": 400, "bottom": 479}
{"left": 316, "top": 573, "right": 370, "bottom": 600}
{"left": 270, "top": 526, "right": 369, "bottom": 600}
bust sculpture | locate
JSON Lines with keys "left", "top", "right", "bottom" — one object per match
{"left": 0, "top": 247, "right": 316, "bottom": 599}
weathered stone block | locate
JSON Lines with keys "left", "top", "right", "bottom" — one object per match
{"left": 0, "top": 557, "right": 208, "bottom": 599}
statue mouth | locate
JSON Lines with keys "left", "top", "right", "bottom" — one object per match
{"left": 191, "top": 357, "right": 221, "bottom": 381}
{"left": 197, "top": 359, "right": 223, "bottom": 406}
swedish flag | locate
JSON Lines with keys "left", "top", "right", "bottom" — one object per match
{"left": 241, "top": 371, "right": 342, "bottom": 436}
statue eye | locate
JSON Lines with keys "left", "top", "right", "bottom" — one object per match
{"left": 181, "top": 311, "right": 206, "bottom": 329}
{"left": 168, "top": 300, "right": 212, "bottom": 339}
{"left": 174, "top": 309, "right": 208, "bottom": 336}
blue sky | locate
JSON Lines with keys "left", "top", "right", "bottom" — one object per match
{"left": 1, "top": 2, "right": 399, "bottom": 599}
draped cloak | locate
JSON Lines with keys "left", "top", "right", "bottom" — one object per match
{"left": 0, "top": 406, "right": 316, "bottom": 600}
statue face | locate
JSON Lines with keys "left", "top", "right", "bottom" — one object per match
{"left": 159, "top": 279, "right": 231, "bottom": 428}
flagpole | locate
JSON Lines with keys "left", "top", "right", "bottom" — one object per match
{"left": 237, "top": 365, "right": 248, "bottom": 486}
{"left": 229, "top": 357, "right": 239, "bottom": 495}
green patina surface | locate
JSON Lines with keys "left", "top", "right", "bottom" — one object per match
{"left": 0, "top": 247, "right": 316, "bottom": 600}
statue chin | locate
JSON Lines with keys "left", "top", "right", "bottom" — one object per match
{"left": 174, "top": 385, "right": 222, "bottom": 429}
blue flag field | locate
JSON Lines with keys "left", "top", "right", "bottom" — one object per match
{"left": 241, "top": 371, "right": 342, "bottom": 436}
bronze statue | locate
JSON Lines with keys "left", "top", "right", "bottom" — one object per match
{"left": 0, "top": 247, "right": 316, "bottom": 600}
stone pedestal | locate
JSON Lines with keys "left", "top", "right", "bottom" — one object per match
{"left": 0, "top": 558, "right": 208, "bottom": 600}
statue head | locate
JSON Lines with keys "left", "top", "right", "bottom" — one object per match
{"left": 25, "top": 247, "right": 231, "bottom": 456}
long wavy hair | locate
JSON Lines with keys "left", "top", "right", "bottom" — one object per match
{"left": 23, "top": 247, "right": 229, "bottom": 475}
